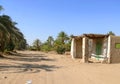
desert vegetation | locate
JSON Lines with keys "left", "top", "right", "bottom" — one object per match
{"left": 0, "top": 5, "right": 27, "bottom": 56}
{"left": 29, "top": 31, "right": 71, "bottom": 54}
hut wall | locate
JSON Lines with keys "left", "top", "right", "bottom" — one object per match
{"left": 102, "top": 38, "right": 108, "bottom": 56}
{"left": 88, "top": 39, "right": 93, "bottom": 58}
{"left": 92, "top": 39, "right": 96, "bottom": 54}
{"left": 76, "top": 39, "right": 82, "bottom": 58}
{"left": 82, "top": 37, "right": 89, "bottom": 63}
{"left": 71, "top": 38, "right": 76, "bottom": 58}
{"left": 85, "top": 37, "right": 89, "bottom": 61}
{"left": 110, "top": 36, "right": 120, "bottom": 63}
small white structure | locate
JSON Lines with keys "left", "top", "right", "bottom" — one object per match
{"left": 71, "top": 34, "right": 120, "bottom": 63}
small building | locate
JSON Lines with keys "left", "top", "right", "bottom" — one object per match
{"left": 71, "top": 34, "right": 120, "bottom": 63}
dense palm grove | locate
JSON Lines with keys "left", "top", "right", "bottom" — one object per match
{"left": 0, "top": 6, "right": 27, "bottom": 53}
{"left": 29, "top": 31, "right": 71, "bottom": 54}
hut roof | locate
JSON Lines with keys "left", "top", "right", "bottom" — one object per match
{"left": 71, "top": 33, "right": 109, "bottom": 39}
{"left": 83, "top": 34, "right": 109, "bottom": 38}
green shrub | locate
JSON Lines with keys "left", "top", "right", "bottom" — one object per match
{"left": 41, "top": 45, "right": 51, "bottom": 52}
{"left": 65, "top": 43, "right": 71, "bottom": 51}
{"left": 56, "top": 46, "right": 65, "bottom": 54}
{"left": 28, "top": 46, "right": 37, "bottom": 51}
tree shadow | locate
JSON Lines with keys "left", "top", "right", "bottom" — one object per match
{"left": 10, "top": 52, "right": 47, "bottom": 58}
{"left": 2, "top": 52, "right": 56, "bottom": 62}
{"left": 0, "top": 51, "right": 61, "bottom": 73}
{"left": 0, "top": 63, "right": 61, "bottom": 73}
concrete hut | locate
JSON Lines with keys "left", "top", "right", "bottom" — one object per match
{"left": 71, "top": 34, "right": 120, "bottom": 63}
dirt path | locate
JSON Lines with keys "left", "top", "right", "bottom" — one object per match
{"left": 0, "top": 51, "right": 120, "bottom": 84}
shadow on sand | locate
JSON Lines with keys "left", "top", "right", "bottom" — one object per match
{"left": 0, "top": 63, "right": 60, "bottom": 73}
{"left": 0, "top": 51, "right": 61, "bottom": 73}
{"left": 2, "top": 52, "right": 56, "bottom": 62}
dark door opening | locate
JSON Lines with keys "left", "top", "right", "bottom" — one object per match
{"left": 96, "top": 40, "right": 102, "bottom": 55}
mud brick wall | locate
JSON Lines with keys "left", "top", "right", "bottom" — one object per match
{"left": 85, "top": 37, "right": 89, "bottom": 62}
{"left": 76, "top": 39, "right": 82, "bottom": 58}
{"left": 110, "top": 36, "right": 120, "bottom": 63}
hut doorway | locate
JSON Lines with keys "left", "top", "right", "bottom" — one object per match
{"left": 96, "top": 40, "right": 102, "bottom": 55}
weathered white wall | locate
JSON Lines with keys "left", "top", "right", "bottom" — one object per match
{"left": 107, "top": 36, "right": 111, "bottom": 63}
{"left": 71, "top": 38, "right": 76, "bottom": 59}
{"left": 82, "top": 37, "right": 86, "bottom": 63}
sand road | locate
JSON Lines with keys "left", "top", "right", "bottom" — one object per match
{"left": 0, "top": 51, "right": 120, "bottom": 84}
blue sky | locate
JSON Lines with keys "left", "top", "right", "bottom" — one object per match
{"left": 0, "top": 0, "right": 120, "bottom": 45}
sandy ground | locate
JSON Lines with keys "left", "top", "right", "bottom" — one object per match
{"left": 0, "top": 51, "right": 120, "bottom": 84}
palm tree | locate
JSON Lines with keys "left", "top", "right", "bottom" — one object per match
{"left": 0, "top": 15, "right": 10, "bottom": 51}
{"left": 15, "top": 38, "right": 27, "bottom": 50}
{"left": 0, "top": 15, "right": 25, "bottom": 52}
{"left": 47, "top": 36, "right": 54, "bottom": 47}
{"left": 57, "top": 31, "right": 69, "bottom": 44}
{"left": 53, "top": 31, "right": 69, "bottom": 54}
{"left": 0, "top": 5, "right": 26, "bottom": 52}
{"left": 33, "top": 39, "right": 41, "bottom": 51}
